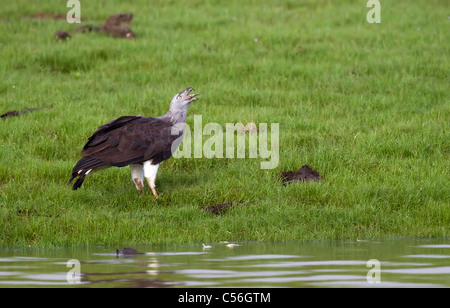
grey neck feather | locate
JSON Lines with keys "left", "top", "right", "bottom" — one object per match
{"left": 158, "top": 102, "right": 190, "bottom": 125}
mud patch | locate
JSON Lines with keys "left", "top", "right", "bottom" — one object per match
{"left": 280, "top": 165, "right": 323, "bottom": 184}
{"left": 204, "top": 202, "right": 243, "bottom": 215}
{"left": 54, "top": 13, "right": 135, "bottom": 40}
{"left": 1, "top": 105, "right": 53, "bottom": 119}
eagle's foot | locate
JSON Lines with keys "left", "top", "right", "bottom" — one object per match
{"left": 146, "top": 177, "right": 159, "bottom": 199}
{"left": 150, "top": 186, "right": 159, "bottom": 199}
{"left": 133, "top": 178, "right": 144, "bottom": 196}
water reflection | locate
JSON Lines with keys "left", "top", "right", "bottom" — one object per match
{"left": 0, "top": 238, "right": 449, "bottom": 287}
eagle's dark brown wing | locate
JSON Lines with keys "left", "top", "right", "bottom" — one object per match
{"left": 82, "top": 116, "right": 180, "bottom": 166}
{"left": 68, "top": 116, "right": 181, "bottom": 190}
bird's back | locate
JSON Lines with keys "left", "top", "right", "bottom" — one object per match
{"left": 81, "top": 115, "right": 181, "bottom": 166}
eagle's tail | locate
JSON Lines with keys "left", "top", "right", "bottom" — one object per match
{"left": 68, "top": 157, "right": 109, "bottom": 190}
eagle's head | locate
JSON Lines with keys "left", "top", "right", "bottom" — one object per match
{"left": 166, "top": 87, "right": 198, "bottom": 124}
{"left": 171, "top": 87, "right": 198, "bottom": 107}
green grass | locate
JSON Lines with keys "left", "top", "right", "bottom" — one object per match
{"left": 0, "top": 0, "right": 448, "bottom": 248}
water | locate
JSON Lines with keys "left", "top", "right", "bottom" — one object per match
{"left": 0, "top": 238, "right": 449, "bottom": 287}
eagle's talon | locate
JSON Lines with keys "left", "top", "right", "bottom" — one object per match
{"left": 152, "top": 190, "right": 159, "bottom": 199}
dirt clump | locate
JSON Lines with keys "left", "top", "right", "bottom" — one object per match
{"left": 204, "top": 202, "right": 244, "bottom": 215}
{"left": 1, "top": 105, "right": 53, "bottom": 119}
{"left": 54, "top": 13, "right": 135, "bottom": 40}
{"left": 280, "top": 165, "right": 323, "bottom": 184}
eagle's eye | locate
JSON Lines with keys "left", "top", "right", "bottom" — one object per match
{"left": 176, "top": 95, "right": 182, "bottom": 100}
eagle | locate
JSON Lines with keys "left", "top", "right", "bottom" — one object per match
{"left": 68, "top": 87, "right": 198, "bottom": 198}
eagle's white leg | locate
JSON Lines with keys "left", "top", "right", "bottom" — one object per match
{"left": 143, "top": 160, "right": 160, "bottom": 198}
{"left": 130, "top": 164, "right": 144, "bottom": 195}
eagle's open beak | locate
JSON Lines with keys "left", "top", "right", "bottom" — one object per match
{"left": 185, "top": 87, "right": 198, "bottom": 101}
